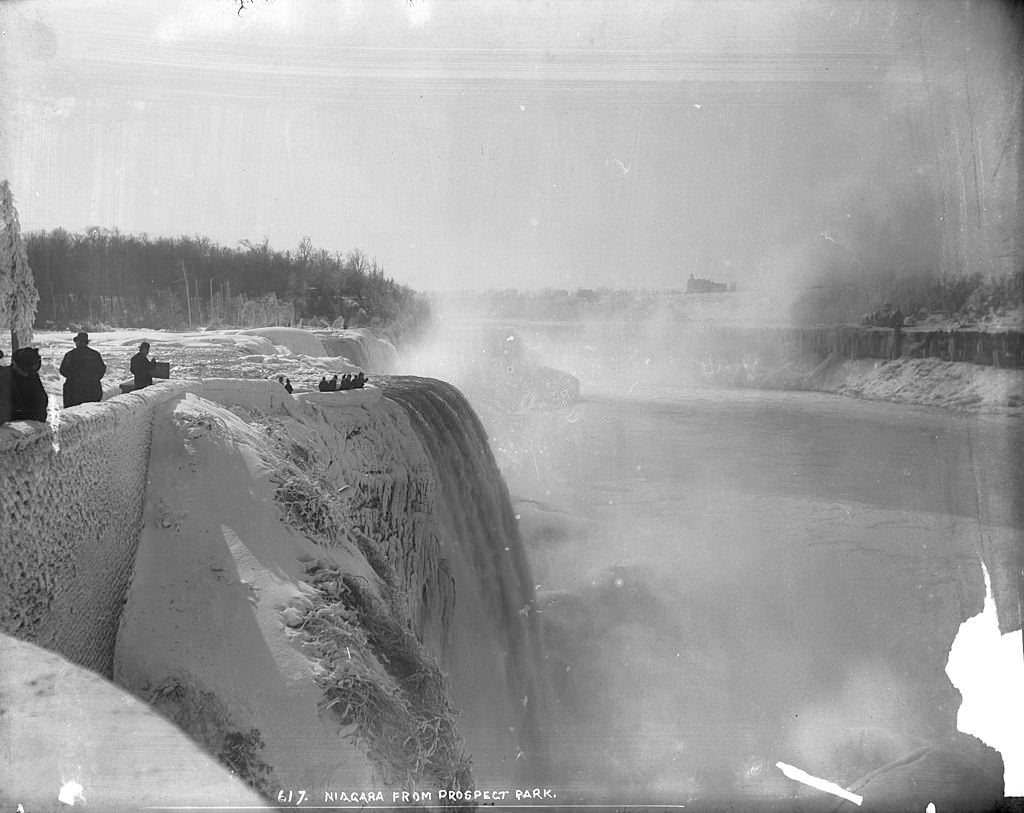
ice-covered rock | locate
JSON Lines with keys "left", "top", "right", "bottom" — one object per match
{"left": 110, "top": 376, "right": 541, "bottom": 793}
{"left": 239, "top": 327, "right": 328, "bottom": 357}
{"left": 318, "top": 328, "right": 399, "bottom": 373}
{"left": 0, "top": 633, "right": 267, "bottom": 809}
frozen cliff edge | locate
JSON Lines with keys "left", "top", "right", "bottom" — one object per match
{"left": 113, "top": 377, "right": 542, "bottom": 798}
{"left": 0, "top": 375, "right": 543, "bottom": 804}
{"left": 239, "top": 326, "right": 399, "bottom": 373}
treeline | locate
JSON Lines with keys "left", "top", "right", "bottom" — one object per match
{"left": 25, "top": 229, "right": 432, "bottom": 344}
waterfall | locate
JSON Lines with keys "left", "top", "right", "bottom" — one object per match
{"left": 379, "top": 376, "right": 548, "bottom": 782}
{"left": 321, "top": 336, "right": 371, "bottom": 368}
{"left": 319, "top": 330, "right": 399, "bottom": 373}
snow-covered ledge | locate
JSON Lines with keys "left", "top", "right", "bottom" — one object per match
{"left": 294, "top": 384, "right": 382, "bottom": 408}
{"left": 0, "top": 380, "right": 193, "bottom": 677}
{"left": 0, "top": 377, "right": 385, "bottom": 678}
{"left": 0, "top": 633, "right": 267, "bottom": 808}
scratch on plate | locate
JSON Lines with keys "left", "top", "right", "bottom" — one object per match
{"left": 776, "top": 761, "right": 863, "bottom": 806}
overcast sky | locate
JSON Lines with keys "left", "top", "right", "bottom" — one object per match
{"left": 1, "top": 0, "right": 1020, "bottom": 291}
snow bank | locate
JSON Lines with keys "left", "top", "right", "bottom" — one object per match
{"left": 113, "top": 376, "right": 538, "bottom": 791}
{"left": 114, "top": 390, "right": 381, "bottom": 791}
{"left": 826, "top": 356, "right": 1024, "bottom": 412}
{"left": 710, "top": 354, "right": 1024, "bottom": 414}
{"left": 240, "top": 327, "right": 328, "bottom": 357}
{"left": 693, "top": 324, "right": 1024, "bottom": 413}
{"left": 0, "top": 633, "right": 266, "bottom": 809}
{"left": 1, "top": 370, "right": 542, "bottom": 795}
{"left": 0, "top": 380, "right": 192, "bottom": 676}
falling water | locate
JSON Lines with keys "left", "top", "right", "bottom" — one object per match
{"left": 379, "top": 376, "right": 548, "bottom": 783}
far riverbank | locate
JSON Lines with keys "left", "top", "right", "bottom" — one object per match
{"left": 696, "top": 324, "right": 1024, "bottom": 415}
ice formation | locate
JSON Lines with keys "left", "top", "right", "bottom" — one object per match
{"left": 1, "top": 361, "right": 543, "bottom": 802}
{"left": 239, "top": 326, "right": 329, "bottom": 357}
{"left": 0, "top": 633, "right": 264, "bottom": 806}
{"left": 320, "top": 328, "right": 399, "bottom": 373}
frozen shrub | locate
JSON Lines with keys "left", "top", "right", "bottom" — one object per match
{"left": 149, "top": 679, "right": 275, "bottom": 797}
{"left": 289, "top": 561, "right": 473, "bottom": 795}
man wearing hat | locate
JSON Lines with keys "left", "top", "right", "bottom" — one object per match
{"left": 59, "top": 331, "right": 106, "bottom": 408}
{"left": 130, "top": 341, "right": 157, "bottom": 390}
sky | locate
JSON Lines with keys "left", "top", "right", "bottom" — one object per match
{"left": 0, "top": 0, "right": 1021, "bottom": 292}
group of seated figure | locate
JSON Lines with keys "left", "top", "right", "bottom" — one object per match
{"left": 318, "top": 372, "right": 367, "bottom": 392}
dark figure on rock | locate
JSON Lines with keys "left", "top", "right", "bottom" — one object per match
{"left": 335, "top": 372, "right": 367, "bottom": 391}
{"left": 59, "top": 332, "right": 106, "bottom": 408}
{"left": 284, "top": 378, "right": 293, "bottom": 394}
{"left": 130, "top": 342, "right": 157, "bottom": 390}
{"left": 10, "top": 347, "right": 48, "bottom": 423}
{"left": 318, "top": 373, "right": 367, "bottom": 393}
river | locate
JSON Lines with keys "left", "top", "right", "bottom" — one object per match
{"left": 487, "top": 381, "right": 1020, "bottom": 807}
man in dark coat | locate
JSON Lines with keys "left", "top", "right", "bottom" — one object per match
{"left": 59, "top": 332, "right": 106, "bottom": 407}
{"left": 130, "top": 341, "right": 157, "bottom": 390}
{"left": 10, "top": 347, "right": 48, "bottom": 422}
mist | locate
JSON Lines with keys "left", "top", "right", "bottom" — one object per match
{"left": 398, "top": 294, "right": 1017, "bottom": 806}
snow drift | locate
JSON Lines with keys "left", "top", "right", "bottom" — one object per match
{"left": 111, "top": 377, "right": 542, "bottom": 796}
{"left": 0, "top": 633, "right": 265, "bottom": 808}
{"left": 1, "top": 370, "right": 544, "bottom": 803}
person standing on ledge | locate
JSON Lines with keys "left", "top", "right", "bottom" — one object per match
{"left": 130, "top": 341, "right": 157, "bottom": 390}
{"left": 10, "top": 348, "right": 48, "bottom": 422}
{"left": 59, "top": 331, "right": 106, "bottom": 408}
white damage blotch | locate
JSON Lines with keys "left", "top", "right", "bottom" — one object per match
{"left": 58, "top": 780, "right": 84, "bottom": 805}
{"left": 776, "top": 761, "right": 862, "bottom": 805}
{"left": 945, "top": 562, "right": 1024, "bottom": 796}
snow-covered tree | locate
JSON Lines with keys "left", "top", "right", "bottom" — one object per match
{"left": 0, "top": 180, "right": 40, "bottom": 351}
